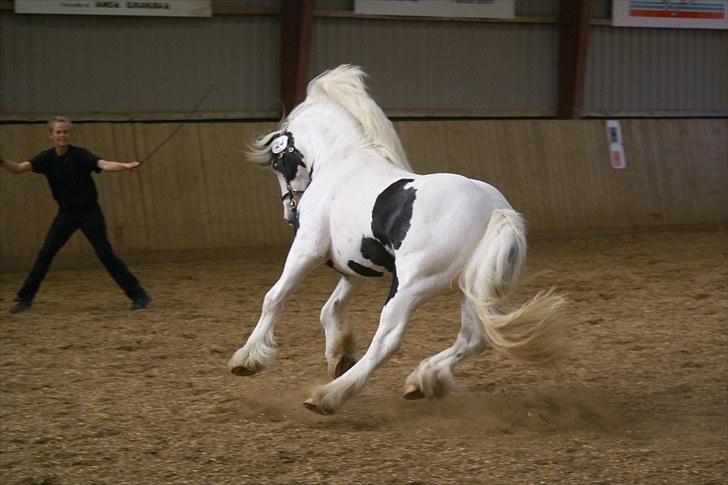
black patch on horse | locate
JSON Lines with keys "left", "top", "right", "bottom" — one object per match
{"left": 386, "top": 272, "right": 400, "bottom": 304}
{"left": 371, "top": 179, "right": 416, "bottom": 250}
{"left": 357, "top": 178, "right": 417, "bottom": 304}
{"left": 347, "top": 260, "right": 383, "bottom": 277}
{"left": 361, "top": 237, "right": 394, "bottom": 272}
{"left": 346, "top": 237, "right": 391, "bottom": 277}
{"left": 326, "top": 259, "right": 349, "bottom": 276}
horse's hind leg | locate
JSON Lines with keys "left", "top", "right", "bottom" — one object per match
{"left": 403, "top": 295, "right": 487, "bottom": 399}
{"left": 303, "top": 283, "right": 425, "bottom": 415}
{"left": 320, "top": 276, "right": 359, "bottom": 378}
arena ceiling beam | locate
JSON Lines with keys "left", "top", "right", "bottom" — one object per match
{"left": 280, "top": 0, "right": 314, "bottom": 115}
{"left": 557, "top": 0, "right": 592, "bottom": 119}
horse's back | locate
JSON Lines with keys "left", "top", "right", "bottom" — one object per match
{"left": 412, "top": 173, "right": 511, "bottom": 212}
{"left": 404, "top": 173, "right": 512, "bottom": 235}
{"left": 323, "top": 166, "right": 515, "bottom": 285}
{"left": 401, "top": 172, "right": 513, "bottom": 267}
{"left": 330, "top": 170, "right": 510, "bottom": 240}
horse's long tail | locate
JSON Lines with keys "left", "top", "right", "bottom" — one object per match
{"left": 459, "top": 209, "right": 567, "bottom": 366}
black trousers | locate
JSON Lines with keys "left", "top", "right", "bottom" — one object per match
{"left": 17, "top": 202, "right": 143, "bottom": 302}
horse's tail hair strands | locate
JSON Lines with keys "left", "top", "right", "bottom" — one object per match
{"left": 459, "top": 210, "right": 568, "bottom": 367}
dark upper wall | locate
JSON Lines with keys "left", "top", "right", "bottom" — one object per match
{"left": 0, "top": 10, "right": 280, "bottom": 120}
{"left": 1, "top": 1, "right": 726, "bottom": 120}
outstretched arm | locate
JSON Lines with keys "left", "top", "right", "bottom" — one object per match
{"left": 97, "top": 160, "right": 141, "bottom": 172}
{"left": 0, "top": 156, "right": 32, "bottom": 175}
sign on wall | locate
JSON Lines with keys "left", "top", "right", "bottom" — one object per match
{"left": 354, "top": 0, "right": 514, "bottom": 19}
{"left": 15, "top": 0, "right": 212, "bottom": 18}
{"left": 612, "top": 0, "right": 728, "bottom": 29}
{"left": 607, "top": 120, "right": 627, "bottom": 169}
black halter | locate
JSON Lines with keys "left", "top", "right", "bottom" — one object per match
{"left": 271, "top": 131, "right": 310, "bottom": 228}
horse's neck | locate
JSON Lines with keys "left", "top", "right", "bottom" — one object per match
{"left": 289, "top": 105, "right": 369, "bottom": 170}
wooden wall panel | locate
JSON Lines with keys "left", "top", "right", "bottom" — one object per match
{"left": 1, "top": 119, "right": 725, "bottom": 267}
{"left": 397, "top": 119, "right": 727, "bottom": 233}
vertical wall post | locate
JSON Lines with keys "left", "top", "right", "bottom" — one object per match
{"left": 280, "top": 0, "right": 314, "bottom": 115}
{"left": 557, "top": 0, "right": 592, "bottom": 119}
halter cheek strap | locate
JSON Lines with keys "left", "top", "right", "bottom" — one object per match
{"left": 281, "top": 188, "right": 303, "bottom": 210}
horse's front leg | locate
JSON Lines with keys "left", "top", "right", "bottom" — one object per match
{"left": 228, "top": 244, "right": 323, "bottom": 376}
{"left": 320, "top": 276, "right": 360, "bottom": 378}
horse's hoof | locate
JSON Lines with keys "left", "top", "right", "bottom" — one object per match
{"left": 303, "top": 398, "right": 332, "bottom": 415}
{"left": 403, "top": 384, "right": 426, "bottom": 400}
{"left": 230, "top": 366, "right": 257, "bottom": 376}
{"left": 334, "top": 355, "right": 357, "bottom": 378}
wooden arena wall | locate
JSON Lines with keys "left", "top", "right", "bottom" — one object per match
{"left": 1, "top": 119, "right": 726, "bottom": 266}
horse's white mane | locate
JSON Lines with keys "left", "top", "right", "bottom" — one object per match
{"left": 297, "top": 65, "right": 411, "bottom": 170}
{"left": 248, "top": 65, "right": 412, "bottom": 170}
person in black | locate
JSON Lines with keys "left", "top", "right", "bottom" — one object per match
{"left": 0, "top": 116, "right": 151, "bottom": 313}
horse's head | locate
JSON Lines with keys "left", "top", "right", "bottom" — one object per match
{"left": 249, "top": 130, "right": 312, "bottom": 228}
{"left": 247, "top": 64, "right": 415, "bottom": 229}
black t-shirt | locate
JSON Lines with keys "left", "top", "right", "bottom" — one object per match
{"left": 30, "top": 145, "right": 102, "bottom": 211}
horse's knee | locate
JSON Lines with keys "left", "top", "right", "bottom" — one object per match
{"left": 454, "top": 329, "right": 487, "bottom": 358}
{"left": 262, "top": 291, "right": 284, "bottom": 314}
{"left": 466, "top": 333, "right": 488, "bottom": 355}
{"left": 320, "top": 297, "right": 341, "bottom": 322}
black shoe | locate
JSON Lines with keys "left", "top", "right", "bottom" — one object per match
{"left": 9, "top": 300, "right": 32, "bottom": 314}
{"left": 131, "top": 293, "right": 151, "bottom": 311}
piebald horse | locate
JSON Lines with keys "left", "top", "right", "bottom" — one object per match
{"left": 228, "top": 65, "right": 566, "bottom": 415}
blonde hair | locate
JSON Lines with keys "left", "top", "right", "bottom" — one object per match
{"left": 48, "top": 115, "right": 72, "bottom": 131}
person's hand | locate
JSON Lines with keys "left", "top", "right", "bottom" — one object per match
{"left": 127, "top": 161, "right": 141, "bottom": 172}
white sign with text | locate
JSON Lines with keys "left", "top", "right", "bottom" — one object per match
{"left": 15, "top": 1, "right": 212, "bottom": 18}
